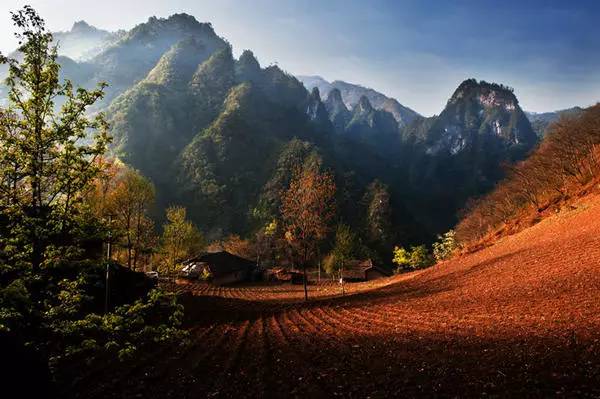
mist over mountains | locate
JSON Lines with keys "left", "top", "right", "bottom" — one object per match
{"left": 1, "top": 13, "right": 566, "bottom": 247}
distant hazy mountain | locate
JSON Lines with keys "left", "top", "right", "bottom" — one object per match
{"left": 525, "top": 107, "right": 585, "bottom": 137}
{"left": 52, "top": 21, "right": 123, "bottom": 61}
{"left": 297, "top": 75, "right": 420, "bottom": 127}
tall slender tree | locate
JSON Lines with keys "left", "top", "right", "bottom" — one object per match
{"left": 0, "top": 6, "right": 109, "bottom": 272}
{"left": 109, "top": 168, "right": 156, "bottom": 270}
{"left": 281, "top": 167, "right": 336, "bottom": 300}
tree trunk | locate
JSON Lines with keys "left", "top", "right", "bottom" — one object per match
{"left": 302, "top": 246, "right": 308, "bottom": 301}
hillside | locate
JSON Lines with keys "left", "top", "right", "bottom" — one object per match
{"left": 69, "top": 192, "right": 600, "bottom": 398}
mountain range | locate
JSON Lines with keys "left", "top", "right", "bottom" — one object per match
{"left": 1, "top": 14, "right": 565, "bottom": 249}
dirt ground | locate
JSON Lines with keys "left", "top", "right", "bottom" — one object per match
{"left": 68, "top": 196, "right": 600, "bottom": 398}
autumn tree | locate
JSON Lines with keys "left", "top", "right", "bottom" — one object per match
{"left": 281, "top": 167, "right": 336, "bottom": 300}
{"left": 160, "top": 206, "right": 204, "bottom": 277}
{"left": 109, "top": 168, "right": 156, "bottom": 270}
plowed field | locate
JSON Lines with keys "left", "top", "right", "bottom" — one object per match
{"left": 71, "top": 197, "right": 600, "bottom": 398}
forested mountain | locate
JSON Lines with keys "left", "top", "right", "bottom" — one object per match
{"left": 0, "top": 13, "right": 541, "bottom": 248}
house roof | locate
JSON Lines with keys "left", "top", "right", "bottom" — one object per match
{"left": 189, "top": 251, "right": 256, "bottom": 277}
{"left": 364, "top": 263, "right": 393, "bottom": 277}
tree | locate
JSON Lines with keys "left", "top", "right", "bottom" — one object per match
{"left": 160, "top": 206, "right": 204, "bottom": 277}
{"left": 0, "top": 5, "right": 109, "bottom": 272}
{"left": 281, "top": 167, "right": 336, "bottom": 300}
{"left": 392, "top": 246, "right": 410, "bottom": 271}
{"left": 328, "top": 224, "right": 356, "bottom": 295}
{"left": 363, "top": 180, "right": 394, "bottom": 253}
{"left": 109, "top": 168, "right": 156, "bottom": 270}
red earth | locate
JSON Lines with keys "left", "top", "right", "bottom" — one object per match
{"left": 69, "top": 196, "right": 600, "bottom": 398}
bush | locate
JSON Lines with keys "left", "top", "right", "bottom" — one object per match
{"left": 45, "top": 284, "right": 186, "bottom": 366}
{"left": 393, "top": 244, "right": 433, "bottom": 271}
{"left": 432, "top": 230, "right": 458, "bottom": 262}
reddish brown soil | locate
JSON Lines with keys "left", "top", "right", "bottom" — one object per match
{"left": 69, "top": 196, "right": 600, "bottom": 398}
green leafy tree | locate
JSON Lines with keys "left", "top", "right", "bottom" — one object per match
{"left": 160, "top": 206, "right": 204, "bottom": 276}
{"left": 0, "top": 6, "right": 110, "bottom": 272}
{"left": 392, "top": 246, "right": 410, "bottom": 271}
{"left": 408, "top": 245, "right": 432, "bottom": 269}
{"left": 0, "top": 8, "right": 184, "bottom": 372}
{"left": 393, "top": 244, "right": 432, "bottom": 271}
{"left": 325, "top": 224, "right": 356, "bottom": 294}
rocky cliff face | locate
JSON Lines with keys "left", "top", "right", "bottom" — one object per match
{"left": 423, "top": 79, "right": 537, "bottom": 156}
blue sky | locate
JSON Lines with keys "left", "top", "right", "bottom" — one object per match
{"left": 1, "top": 0, "right": 599, "bottom": 115}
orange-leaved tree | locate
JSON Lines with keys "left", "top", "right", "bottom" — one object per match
{"left": 281, "top": 167, "right": 336, "bottom": 300}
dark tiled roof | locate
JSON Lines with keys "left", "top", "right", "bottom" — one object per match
{"left": 189, "top": 251, "right": 256, "bottom": 277}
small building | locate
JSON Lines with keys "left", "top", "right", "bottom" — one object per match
{"left": 187, "top": 251, "right": 257, "bottom": 286}
{"left": 363, "top": 260, "right": 393, "bottom": 281}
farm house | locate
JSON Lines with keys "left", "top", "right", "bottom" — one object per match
{"left": 186, "top": 251, "right": 257, "bottom": 286}
{"left": 362, "top": 260, "right": 393, "bottom": 280}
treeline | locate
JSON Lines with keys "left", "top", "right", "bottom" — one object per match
{"left": 457, "top": 104, "right": 600, "bottom": 243}
{"left": 87, "top": 160, "right": 204, "bottom": 275}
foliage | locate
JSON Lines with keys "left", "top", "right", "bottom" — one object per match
{"left": 0, "top": 6, "right": 110, "bottom": 272}
{"left": 108, "top": 168, "right": 157, "bottom": 270}
{"left": 393, "top": 244, "right": 432, "bottom": 271}
{"left": 45, "top": 282, "right": 185, "bottom": 365}
{"left": 432, "top": 230, "right": 458, "bottom": 262}
{"left": 160, "top": 206, "right": 204, "bottom": 275}
{"left": 392, "top": 246, "right": 410, "bottom": 270}
{"left": 281, "top": 167, "right": 336, "bottom": 299}
{"left": 0, "top": 7, "right": 186, "bottom": 382}
{"left": 456, "top": 105, "right": 600, "bottom": 243}
{"left": 324, "top": 224, "right": 357, "bottom": 276}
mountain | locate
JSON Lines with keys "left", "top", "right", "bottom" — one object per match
{"left": 400, "top": 79, "right": 538, "bottom": 232}
{"left": 526, "top": 107, "right": 585, "bottom": 137}
{"left": 298, "top": 75, "right": 420, "bottom": 126}
{"left": 52, "top": 21, "right": 123, "bottom": 61}
{"left": 0, "top": 14, "right": 542, "bottom": 246}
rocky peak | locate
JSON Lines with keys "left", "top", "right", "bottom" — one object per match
{"left": 449, "top": 79, "right": 518, "bottom": 111}
{"left": 235, "top": 50, "right": 261, "bottom": 84}
{"left": 424, "top": 79, "right": 537, "bottom": 156}
{"left": 70, "top": 21, "right": 99, "bottom": 34}
{"left": 354, "top": 95, "right": 373, "bottom": 114}
{"left": 310, "top": 87, "right": 321, "bottom": 101}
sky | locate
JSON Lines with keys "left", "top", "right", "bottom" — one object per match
{"left": 1, "top": 0, "right": 599, "bottom": 116}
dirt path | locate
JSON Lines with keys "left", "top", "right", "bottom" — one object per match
{"left": 74, "top": 197, "right": 600, "bottom": 398}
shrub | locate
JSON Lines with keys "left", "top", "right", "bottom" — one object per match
{"left": 393, "top": 245, "right": 433, "bottom": 271}
{"left": 432, "top": 230, "right": 458, "bottom": 262}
